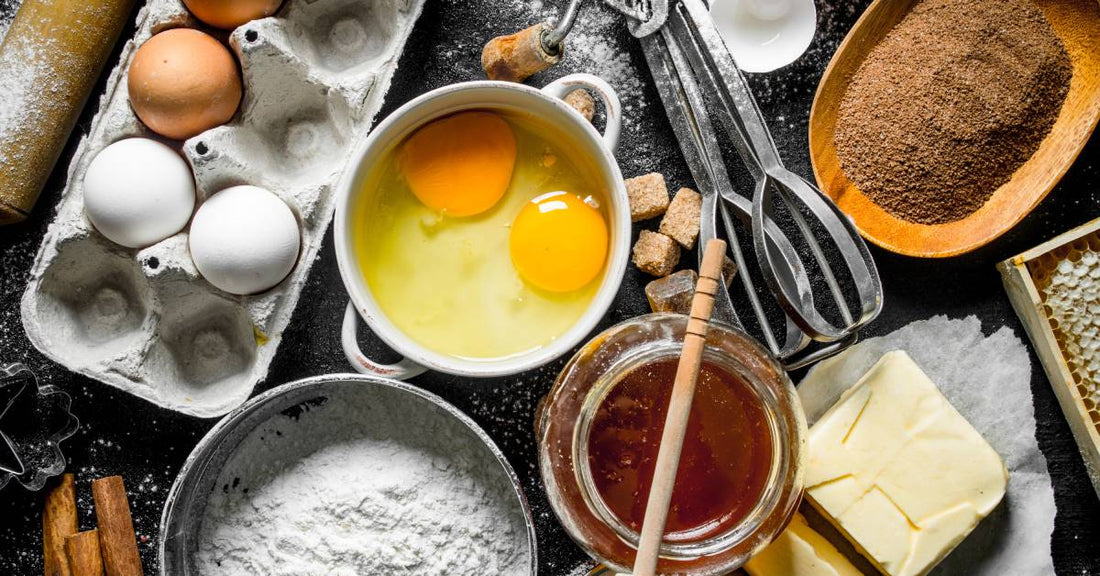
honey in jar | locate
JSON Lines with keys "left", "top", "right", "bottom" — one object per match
{"left": 538, "top": 314, "right": 805, "bottom": 574}
{"left": 586, "top": 356, "right": 773, "bottom": 542}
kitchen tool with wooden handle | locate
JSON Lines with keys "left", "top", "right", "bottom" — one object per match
{"left": 632, "top": 239, "right": 727, "bottom": 576}
{"left": 0, "top": 0, "right": 136, "bottom": 226}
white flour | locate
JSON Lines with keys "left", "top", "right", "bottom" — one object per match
{"left": 194, "top": 387, "right": 531, "bottom": 575}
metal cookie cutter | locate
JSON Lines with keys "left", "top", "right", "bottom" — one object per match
{"left": 0, "top": 364, "right": 80, "bottom": 491}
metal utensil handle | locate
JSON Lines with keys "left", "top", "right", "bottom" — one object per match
{"left": 676, "top": 0, "right": 883, "bottom": 340}
{"left": 640, "top": 30, "right": 810, "bottom": 358}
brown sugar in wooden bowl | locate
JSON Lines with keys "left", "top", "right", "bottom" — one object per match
{"left": 809, "top": 0, "right": 1100, "bottom": 258}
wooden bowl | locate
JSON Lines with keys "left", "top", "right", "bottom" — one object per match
{"left": 809, "top": 0, "right": 1100, "bottom": 258}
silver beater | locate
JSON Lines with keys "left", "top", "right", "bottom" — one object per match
{"left": 540, "top": 0, "right": 882, "bottom": 369}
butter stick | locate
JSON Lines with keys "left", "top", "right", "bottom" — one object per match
{"left": 804, "top": 351, "right": 1008, "bottom": 576}
{"left": 745, "top": 513, "right": 861, "bottom": 576}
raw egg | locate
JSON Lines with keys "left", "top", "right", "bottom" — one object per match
{"left": 128, "top": 28, "right": 242, "bottom": 140}
{"left": 510, "top": 191, "right": 608, "bottom": 293}
{"left": 398, "top": 111, "right": 516, "bottom": 217}
{"left": 183, "top": 0, "right": 284, "bottom": 30}
{"left": 189, "top": 185, "right": 300, "bottom": 295}
{"left": 83, "top": 138, "right": 196, "bottom": 249}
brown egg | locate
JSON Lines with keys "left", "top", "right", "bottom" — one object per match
{"left": 128, "top": 29, "right": 243, "bottom": 140}
{"left": 182, "top": 0, "right": 284, "bottom": 30}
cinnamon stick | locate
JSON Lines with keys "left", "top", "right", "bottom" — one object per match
{"left": 65, "top": 531, "right": 104, "bottom": 576}
{"left": 90, "top": 476, "right": 142, "bottom": 576}
{"left": 43, "top": 473, "right": 77, "bottom": 576}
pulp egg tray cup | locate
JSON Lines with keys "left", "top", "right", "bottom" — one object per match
{"left": 20, "top": 0, "right": 426, "bottom": 417}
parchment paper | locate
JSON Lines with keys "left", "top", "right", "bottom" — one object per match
{"left": 798, "top": 315, "right": 1057, "bottom": 576}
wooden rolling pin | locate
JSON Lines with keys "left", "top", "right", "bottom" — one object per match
{"left": 0, "top": 0, "right": 136, "bottom": 226}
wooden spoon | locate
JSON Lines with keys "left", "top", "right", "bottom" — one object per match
{"left": 809, "top": 0, "right": 1100, "bottom": 258}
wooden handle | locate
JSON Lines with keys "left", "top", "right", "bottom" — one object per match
{"left": 91, "top": 476, "right": 142, "bottom": 576}
{"left": 632, "top": 239, "right": 728, "bottom": 576}
{"left": 43, "top": 473, "right": 78, "bottom": 576}
{"left": 0, "top": 0, "right": 136, "bottom": 225}
{"left": 481, "top": 23, "right": 561, "bottom": 83}
{"left": 65, "top": 531, "right": 104, "bottom": 576}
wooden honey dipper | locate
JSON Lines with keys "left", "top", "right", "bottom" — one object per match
{"left": 631, "top": 238, "right": 728, "bottom": 576}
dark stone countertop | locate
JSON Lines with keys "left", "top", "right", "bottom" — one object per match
{"left": 1, "top": 0, "right": 1098, "bottom": 574}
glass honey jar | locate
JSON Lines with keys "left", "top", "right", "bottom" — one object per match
{"left": 537, "top": 313, "right": 806, "bottom": 574}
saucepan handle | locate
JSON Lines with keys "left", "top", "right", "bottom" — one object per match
{"left": 341, "top": 301, "right": 428, "bottom": 380}
{"left": 541, "top": 73, "right": 622, "bottom": 152}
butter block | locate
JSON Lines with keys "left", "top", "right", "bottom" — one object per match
{"left": 805, "top": 351, "right": 1008, "bottom": 576}
{"left": 745, "top": 513, "right": 862, "bottom": 576}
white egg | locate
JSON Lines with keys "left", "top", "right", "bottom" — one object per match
{"left": 83, "top": 138, "right": 196, "bottom": 248}
{"left": 189, "top": 185, "right": 301, "bottom": 295}
{"left": 710, "top": 0, "right": 817, "bottom": 73}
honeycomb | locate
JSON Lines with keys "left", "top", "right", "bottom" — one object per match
{"left": 1028, "top": 234, "right": 1100, "bottom": 432}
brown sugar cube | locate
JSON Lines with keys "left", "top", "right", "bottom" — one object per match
{"left": 646, "top": 269, "right": 698, "bottom": 314}
{"left": 564, "top": 89, "right": 595, "bottom": 122}
{"left": 633, "top": 230, "right": 680, "bottom": 276}
{"left": 659, "top": 187, "right": 703, "bottom": 249}
{"left": 722, "top": 255, "right": 738, "bottom": 287}
{"left": 625, "top": 173, "right": 670, "bottom": 222}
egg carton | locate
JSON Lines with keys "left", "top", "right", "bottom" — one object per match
{"left": 20, "top": 0, "right": 425, "bottom": 417}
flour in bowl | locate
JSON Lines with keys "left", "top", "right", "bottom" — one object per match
{"left": 194, "top": 386, "right": 531, "bottom": 575}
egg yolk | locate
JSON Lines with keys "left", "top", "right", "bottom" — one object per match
{"left": 398, "top": 111, "right": 517, "bottom": 217}
{"left": 510, "top": 191, "right": 609, "bottom": 293}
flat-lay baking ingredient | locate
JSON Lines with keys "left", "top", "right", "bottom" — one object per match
{"left": 1000, "top": 224, "right": 1100, "bottom": 497}
{"left": 82, "top": 138, "right": 196, "bottom": 249}
{"left": 182, "top": 0, "right": 283, "bottom": 29}
{"left": 565, "top": 88, "right": 596, "bottom": 122}
{"left": 91, "top": 476, "right": 142, "bottom": 576}
{"left": 625, "top": 172, "right": 670, "bottom": 222}
{"left": 744, "top": 513, "right": 862, "bottom": 576}
{"left": 710, "top": 0, "right": 817, "bottom": 73}
{"left": 510, "top": 191, "right": 608, "bottom": 292}
{"left": 399, "top": 111, "right": 516, "bottom": 217}
{"left": 189, "top": 185, "right": 300, "bottom": 295}
{"left": 481, "top": 22, "right": 560, "bottom": 83}
{"left": 833, "top": 0, "right": 1071, "bottom": 225}
{"left": 0, "top": 0, "right": 136, "bottom": 226}
{"left": 659, "top": 187, "right": 702, "bottom": 250}
{"left": 589, "top": 355, "right": 772, "bottom": 542}
{"left": 633, "top": 230, "right": 680, "bottom": 276}
{"left": 43, "top": 473, "right": 78, "bottom": 576}
{"left": 645, "top": 262, "right": 738, "bottom": 313}
{"left": 805, "top": 351, "right": 1008, "bottom": 576}
{"left": 194, "top": 387, "right": 530, "bottom": 575}
{"left": 357, "top": 112, "right": 608, "bottom": 359}
{"left": 646, "top": 269, "right": 698, "bottom": 313}
{"left": 64, "top": 530, "right": 104, "bottom": 576}
{"left": 128, "top": 28, "right": 243, "bottom": 140}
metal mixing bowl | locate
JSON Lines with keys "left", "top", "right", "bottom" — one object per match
{"left": 159, "top": 373, "right": 538, "bottom": 575}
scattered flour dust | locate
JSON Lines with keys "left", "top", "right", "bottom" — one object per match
{"left": 195, "top": 386, "right": 531, "bottom": 575}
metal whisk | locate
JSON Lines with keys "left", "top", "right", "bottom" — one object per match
{"left": 486, "top": 0, "right": 882, "bottom": 368}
